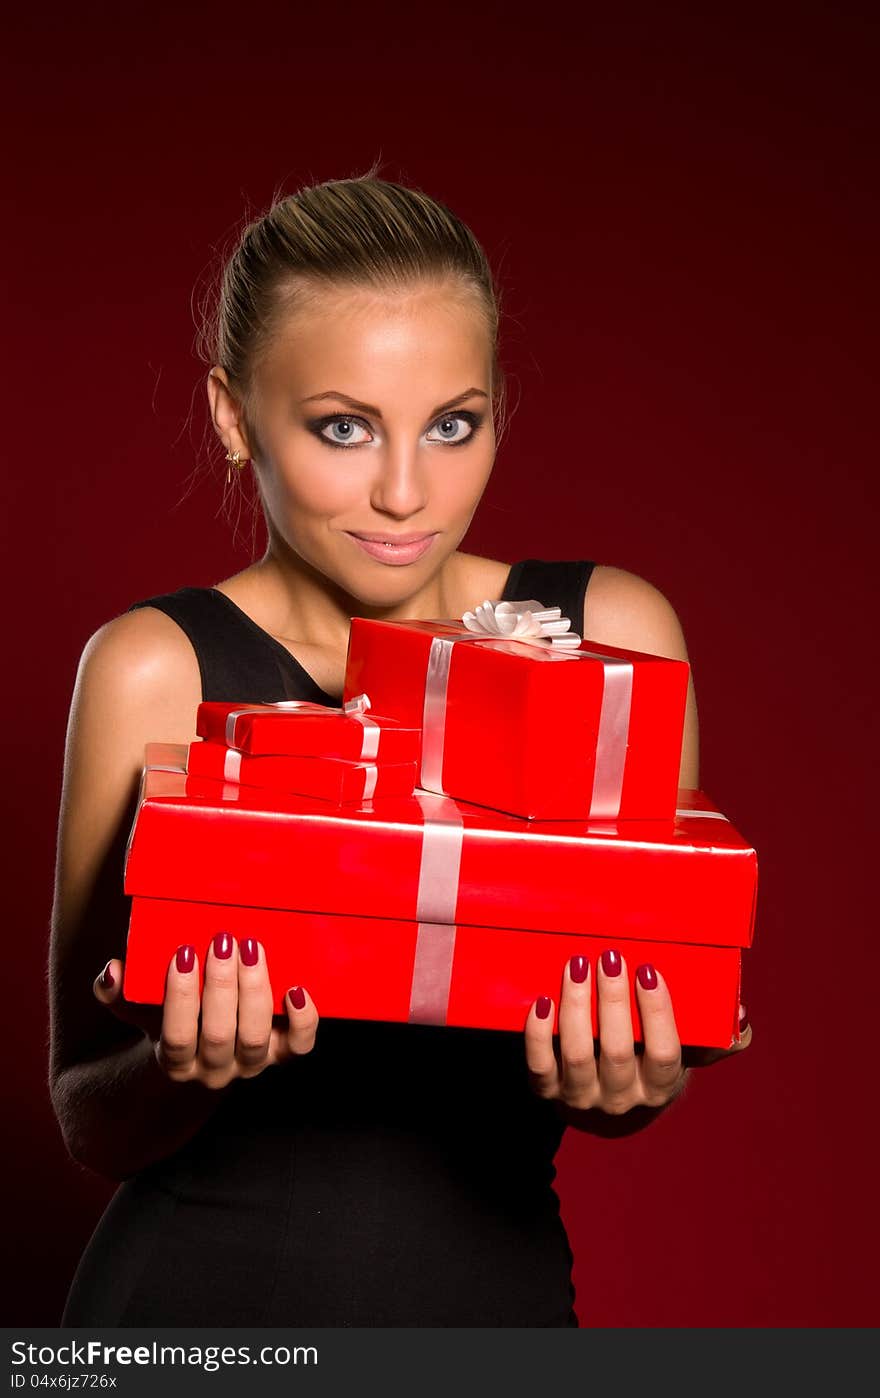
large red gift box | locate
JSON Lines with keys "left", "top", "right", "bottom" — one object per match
{"left": 122, "top": 745, "right": 757, "bottom": 1047}
{"left": 196, "top": 695, "right": 420, "bottom": 762}
{"left": 186, "top": 739, "right": 417, "bottom": 804}
{"left": 341, "top": 605, "right": 690, "bottom": 820}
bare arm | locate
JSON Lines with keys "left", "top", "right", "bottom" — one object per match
{"left": 47, "top": 607, "right": 235, "bottom": 1178}
{"left": 48, "top": 608, "right": 321, "bottom": 1181}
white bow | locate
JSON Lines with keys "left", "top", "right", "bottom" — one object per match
{"left": 460, "top": 599, "right": 582, "bottom": 649}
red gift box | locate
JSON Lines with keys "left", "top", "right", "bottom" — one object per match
{"left": 196, "top": 695, "right": 420, "bottom": 762}
{"left": 186, "top": 740, "right": 418, "bottom": 805}
{"left": 122, "top": 745, "right": 757, "bottom": 1047}
{"left": 341, "top": 606, "right": 690, "bottom": 820}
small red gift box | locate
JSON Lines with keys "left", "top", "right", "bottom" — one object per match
{"left": 186, "top": 739, "right": 418, "bottom": 805}
{"left": 342, "top": 603, "right": 690, "bottom": 820}
{"left": 196, "top": 695, "right": 420, "bottom": 763}
{"left": 122, "top": 745, "right": 757, "bottom": 1047}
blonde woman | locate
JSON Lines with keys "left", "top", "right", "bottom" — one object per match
{"left": 50, "top": 170, "right": 750, "bottom": 1326}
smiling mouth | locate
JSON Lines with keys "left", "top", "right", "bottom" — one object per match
{"left": 350, "top": 533, "right": 437, "bottom": 545}
{"left": 345, "top": 531, "right": 440, "bottom": 564}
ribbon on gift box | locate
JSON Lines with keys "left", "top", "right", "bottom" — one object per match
{"left": 408, "top": 789, "right": 466, "bottom": 1024}
{"left": 222, "top": 692, "right": 381, "bottom": 760}
{"left": 420, "top": 599, "right": 634, "bottom": 820}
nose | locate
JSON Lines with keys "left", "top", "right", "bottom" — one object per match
{"left": 369, "top": 444, "right": 429, "bottom": 519}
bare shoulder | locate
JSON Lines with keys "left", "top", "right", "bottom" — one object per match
{"left": 583, "top": 564, "right": 690, "bottom": 661}
{"left": 72, "top": 605, "right": 203, "bottom": 754}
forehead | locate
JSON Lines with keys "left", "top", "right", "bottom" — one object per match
{"left": 258, "top": 283, "right": 490, "bottom": 393}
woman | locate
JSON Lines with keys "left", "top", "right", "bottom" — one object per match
{"left": 50, "top": 171, "right": 751, "bottom": 1326}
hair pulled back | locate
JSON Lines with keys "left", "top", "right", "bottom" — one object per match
{"left": 198, "top": 163, "right": 509, "bottom": 452}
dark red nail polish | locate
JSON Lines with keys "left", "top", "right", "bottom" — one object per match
{"left": 636, "top": 964, "right": 657, "bottom": 990}
{"left": 739, "top": 1004, "right": 750, "bottom": 1033}
{"left": 290, "top": 986, "right": 306, "bottom": 1010}
{"left": 240, "top": 938, "right": 259, "bottom": 967}
{"left": 569, "top": 955, "right": 589, "bottom": 984}
{"left": 176, "top": 944, "right": 195, "bottom": 974}
{"left": 100, "top": 962, "right": 115, "bottom": 990}
{"left": 213, "top": 931, "right": 233, "bottom": 959}
{"left": 601, "top": 949, "right": 622, "bottom": 977}
{"left": 536, "top": 995, "right": 552, "bottom": 1020}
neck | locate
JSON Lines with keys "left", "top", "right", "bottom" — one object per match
{"left": 252, "top": 530, "right": 465, "bottom": 650}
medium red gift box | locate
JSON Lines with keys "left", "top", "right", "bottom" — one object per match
{"left": 341, "top": 602, "right": 690, "bottom": 820}
{"left": 122, "top": 745, "right": 757, "bottom": 1047}
{"left": 196, "top": 695, "right": 420, "bottom": 763}
{"left": 186, "top": 739, "right": 418, "bottom": 804}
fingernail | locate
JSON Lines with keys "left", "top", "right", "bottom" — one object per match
{"left": 636, "top": 964, "right": 657, "bottom": 990}
{"left": 536, "top": 995, "right": 552, "bottom": 1020}
{"left": 289, "top": 986, "right": 306, "bottom": 1010}
{"left": 601, "top": 949, "right": 621, "bottom": 977}
{"left": 213, "top": 931, "right": 233, "bottom": 960}
{"left": 569, "top": 955, "right": 589, "bottom": 984}
{"left": 100, "top": 961, "right": 115, "bottom": 990}
{"left": 240, "top": 938, "right": 259, "bottom": 967}
{"left": 176, "top": 944, "right": 195, "bottom": 974}
{"left": 739, "top": 1003, "right": 750, "bottom": 1032}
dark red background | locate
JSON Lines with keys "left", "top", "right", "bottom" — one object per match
{"left": 5, "top": 2, "right": 876, "bottom": 1326}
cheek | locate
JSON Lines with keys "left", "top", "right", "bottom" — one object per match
{"left": 265, "top": 458, "right": 357, "bottom": 518}
{"left": 437, "top": 453, "right": 494, "bottom": 511}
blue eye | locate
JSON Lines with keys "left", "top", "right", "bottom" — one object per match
{"left": 426, "top": 414, "right": 476, "bottom": 445}
{"left": 308, "top": 411, "right": 483, "bottom": 451}
{"left": 318, "top": 416, "right": 372, "bottom": 447}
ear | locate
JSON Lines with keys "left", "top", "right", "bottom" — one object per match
{"left": 207, "top": 366, "right": 256, "bottom": 460}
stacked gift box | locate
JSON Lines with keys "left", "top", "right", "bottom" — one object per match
{"left": 188, "top": 695, "right": 420, "bottom": 805}
{"left": 122, "top": 599, "right": 758, "bottom": 1048}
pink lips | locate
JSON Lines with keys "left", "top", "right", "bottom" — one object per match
{"left": 346, "top": 532, "right": 438, "bottom": 565}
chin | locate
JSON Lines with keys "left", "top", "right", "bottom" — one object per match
{"left": 344, "top": 558, "right": 448, "bottom": 607}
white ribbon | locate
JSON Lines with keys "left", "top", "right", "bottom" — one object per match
{"left": 461, "top": 598, "right": 583, "bottom": 648}
{"left": 421, "top": 601, "right": 634, "bottom": 819}
{"left": 222, "top": 692, "right": 379, "bottom": 760}
{"left": 408, "top": 791, "right": 465, "bottom": 1025}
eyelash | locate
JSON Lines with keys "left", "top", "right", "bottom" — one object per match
{"left": 307, "top": 411, "right": 485, "bottom": 451}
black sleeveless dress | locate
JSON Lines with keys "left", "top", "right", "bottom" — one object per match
{"left": 61, "top": 559, "right": 596, "bottom": 1328}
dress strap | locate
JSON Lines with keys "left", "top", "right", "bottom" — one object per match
{"left": 126, "top": 587, "right": 329, "bottom": 704}
{"left": 500, "top": 559, "right": 596, "bottom": 633}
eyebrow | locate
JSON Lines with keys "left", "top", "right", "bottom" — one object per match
{"left": 299, "top": 387, "right": 489, "bottom": 418}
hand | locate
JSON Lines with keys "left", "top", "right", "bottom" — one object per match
{"left": 93, "top": 933, "right": 319, "bottom": 1089}
{"left": 525, "top": 951, "right": 753, "bottom": 1118}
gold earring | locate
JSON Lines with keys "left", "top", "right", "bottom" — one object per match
{"left": 225, "top": 449, "right": 248, "bottom": 485}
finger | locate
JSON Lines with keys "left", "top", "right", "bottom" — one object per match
{"left": 726, "top": 1001, "right": 753, "bottom": 1054}
{"left": 523, "top": 995, "right": 561, "bottom": 1099}
{"left": 683, "top": 1004, "right": 754, "bottom": 1066}
{"left": 557, "top": 956, "right": 599, "bottom": 1108}
{"left": 155, "top": 943, "right": 201, "bottom": 1077}
{"left": 234, "top": 937, "right": 274, "bottom": 1074}
{"left": 93, "top": 958, "right": 123, "bottom": 1005}
{"left": 633, "top": 962, "right": 684, "bottom": 1105}
{"left": 198, "top": 931, "right": 239, "bottom": 1075}
{"left": 282, "top": 985, "right": 320, "bottom": 1056}
{"left": 93, "top": 958, "right": 162, "bottom": 1037}
{"left": 596, "top": 949, "right": 638, "bottom": 1106}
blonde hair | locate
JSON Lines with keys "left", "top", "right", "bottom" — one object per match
{"left": 189, "top": 163, "right": 512, "bottom": 549}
